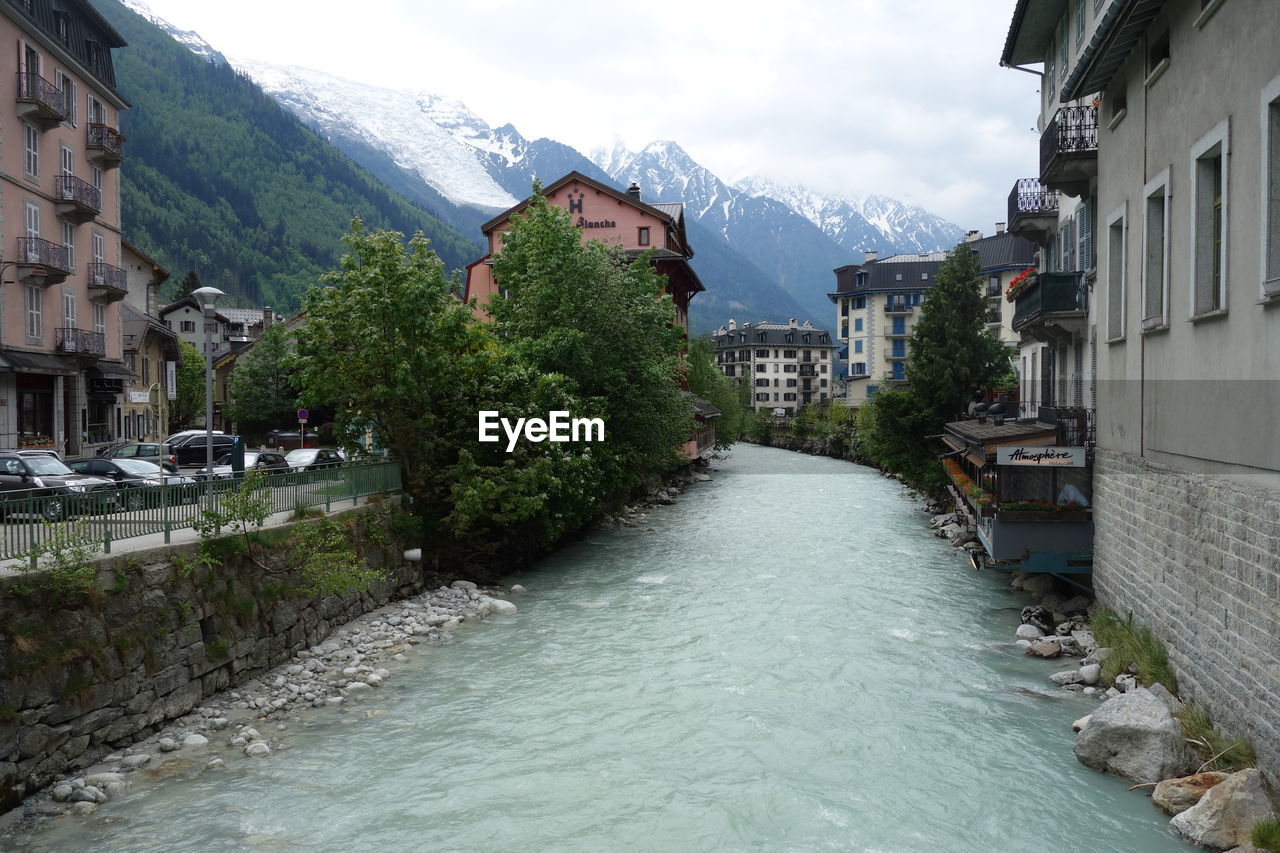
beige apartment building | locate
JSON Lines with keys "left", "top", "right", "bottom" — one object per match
{"left": 0, "top": 0, "right": 130, "bottom": 456}
{"left": 712, "top": 319, "right": 836, "bottom": 415}
{"left": 1002, "top": 0, "right": 1280, "bottom": 782}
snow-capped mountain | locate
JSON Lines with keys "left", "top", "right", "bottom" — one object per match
{"left": 121, "top": 0, "right": 226, "bottom": 64}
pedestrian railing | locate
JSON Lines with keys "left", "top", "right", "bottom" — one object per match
{"left": 0, "top": 460, "right": 402, "bottom": 564}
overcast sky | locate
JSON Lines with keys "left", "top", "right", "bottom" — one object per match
{"left": 133, "top": 0, "right": 1039, "bottom": 231}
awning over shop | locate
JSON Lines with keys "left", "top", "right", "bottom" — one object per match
{"left": 0, "top": 349, "right": 78, "bottom": 375}
{"left": 941, "top": 419, "right": 1058, "bottom": 464}
{"left": 89, "top": 362, "right": 138, "bottom": 380}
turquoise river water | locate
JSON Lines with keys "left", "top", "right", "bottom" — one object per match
{"left": 9, "top": 443, "right": 1191, "bottom": 852}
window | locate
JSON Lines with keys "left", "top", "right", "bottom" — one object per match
{"left": 854, "top": 340, "right": 863, "bottom": 353}
{"left": 91, "top": 166, "right": 102, "bottom": 191}
{"left": 24, "top": 202, "right": 40, "bottom": 248}
{"left": 853, "top": 362, "right": 867, "bottom": 375}
{"left": 783, "top": 349, "right": 796, "bottom": 358}
{"left": 773, "top": 364, "right": 779, "bottom": 373}
{"left": 637, "top": 227, "right": 650, "bottom": 246}
{"left": 26, "top": 285, "right": 42, "bottom": 340}
{"left": 783, "top": 364, "right": 797, "bottom": 373}
{"left": 786, "top": 378, "right": 797, "bottom": 388}
{"left": 1261, "top": 75, "right": 1280, "bottom": 296}
{"left": 853, "top": 297, "right": 865, "bottom": 310}
{"left": 92, "top": 231, "right": 104, "bottom": 264}
{"left": 1106, "top": 203, "right": 1127, "bottom": 341}
{"left": 181, "top": 320, "right": 196, "bottom": 333}
{"left": 87, "top": 95, "right": 105, "bottom": 126}
{"left": 1142, "top": 168, "right": 1171, "bottom": 329}
{"left": 894, "top": 273, "right": 903, "bottom": 282}
{"left": 1077, "top": 197, "right": 1095, "bottom": 270}
{"left": 1061, "top": 218, "right": 1076, "bottom": 271}
{"left": 755, "top": 348, "right": 768, "bottom": 358}
{"left": 55, "top": 71, "right": 75, "bottom": 123}
{"left": 1190, "top": 118, "right": 1230, "bottom": 316}
{"left": 93, "top": 303, "right": 105, "bottom": 336}
{"left": 853, "top": 318, "right": 863, "bottom": 332}
{"left": 756, "top": 394, "right": 769, "bottom": 402}
{"left": 1147, "top": 31, "right": 1170, "bottom": 84}
{"left": 62, "top": 221, "right": 75, "bottom": 267}
{"left": 1045, "top": 45, "right": 1056, "bottom": 106}
{"left": 24, "top": 123, "right": 39, "bottom": 177}
{"left": 63, "top": 291, "right": 76, "bottom": 330}
{"left": 1075, "top": 0, "right": 1085, "bottom": 47}
{"left": 1059, "top": 22, "right": 1069, "bottom": 77}
{"left": 755, "top": 378, "right": 769, "bottom": 387}
{"left": 783, "top": 393, "right": 796, "bottom": 402}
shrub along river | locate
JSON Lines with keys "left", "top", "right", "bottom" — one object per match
{"left": 7, "top": 443, "right": 1190, "bottom": 851}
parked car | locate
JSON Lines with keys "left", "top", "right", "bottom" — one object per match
{"left": 284, "top": 448, "right": 344, "bottom": 472}
{"left": 163, "top": 429, "right": 225, "bottom": 445}
{"left": 0, "top": 451, "right": 116, "bottom": 521}
{"left": 102, "top": 442, "right": 178, "bottom": 474}
{"left": 169, "top": 433, "right": 240, "bottom": 466}
{"left": 195, "top": 450, "right": 290, "bottom": 480}
{"left": 66, "top": 458, "right": 199, "bottom": 509}
{"left": 266, "top": 430, "right": 320, "bottom": 452}
{"left": 16, "top": 448, "right": 63, "bottom": 462}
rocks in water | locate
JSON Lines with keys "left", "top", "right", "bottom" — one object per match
{"left": 182, "top": 734, "right": 209, "bottom": 748}
{"left": 158, "top": 738, "right": 178, "bottom": 753}
{"left": 244, "top": 742, "right": 271, "bottom": 759}
{"left": 1027, "top": 640, "right": 1062, "bottom": 659}
{"left": 1114, "top": 674, "right": 1138, "bottom": 693}
{"left": 1073, "top": 688, "right": 1195, "bottom": 784}
{"left": 1072, "top": 715, "right": 1092, "bottom": 732}
{"left": 1079, "top": 664, "right": 1102, "bottom": 685}
{"left": 1015, "top": 624, "right": 1045, "bottom": 641}
{"left": 1082, "top": 646, "right": 1112, "bottom": 667}
{"left": 1070, "top": 628, "right": 1098, "bottom": 655}
{"left": 1170, "top": 769, "right": 1276, "bottom": 849}
{"left": 1152, "top": 772, "right": 1231, "bottom": 816}
{"left": 449, "top": 580, "right": 478, "bottom": 591}
{"left": 487, "top": 599, "right": 518, "bottom": 615}
{"left": 120, "top": 753, "right": 151, "bottom": 770}
{"left": 510, "top": 584, "right": 527, "bottom": 594}
{"left": 1020, "top": 605, "right": 1056, "bottom": 634}
{"left": 1049, "top": 669, "right": 1084, "bottom": 686}
{"left": 50, "top": 784, "right": 73, "bottom": 803}
{"left": 1021, "top": 574, "right": 1057, "bottom": 598}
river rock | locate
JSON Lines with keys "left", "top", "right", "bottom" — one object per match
{"left": 1049, "top": 669, "right": 1084, "bottom": 686}
{"left": 1170, "top": 769, "right": 1276, "bottom": 850}
{"left": 1020, "top": 605, "right": 1055, "bottom": 634}
{"left": 1079, "top": 664, "right": 1102, "bottom": 685}
{"left": 1073, "top": 688, "right": 1195, "bottom": 784}
{"left": 69, "top": 801, "right": 98, "bottom": 816}
{"left": 1152, "top": 772, "right": 1231, "bottom": 816}
{"left": 158, "top": 737, "right": 178, "bottom": 752}
{"left": 1022, "top": 574, "right": 1056, "bottom": 598}
{"left": 1015, "top": 624, "right": 1045, "bottom": 641}
{"left": 1027, "top": 640, "right": 1062, "bottom": 659}
{"left": 510, "top": 584, "right": 527, "bottom": 593}
{"left": 244, "top": 742, "right": 271, "bottom": 758}
{"left": 488, "top": 599, "right": 518, "bottom": 615}
{"left": 121, "top": 753, "right": 151, "bottom": 770}
{"left": 50, "top": 784, "right": 73, "bottom": 802}
{"left": 1071, "top": 629, "right": 1098, "bottom": 655}
{"left": 1083, "top": 646, "right": 1112, "bottom": 667}
{"left": 1115, "top": 674, "right": 1138, "bottom": 693}
{"left": 1147, "top": 682, "right": 1183, "bottom": 713}
{"left": 1072, "top": 715, "right": 1092, "bottom": 732}
{"left": 450, "top": 580, "right": 478, "bottom": 591}
{"left": 182, "top": 734, "right": 209, "bottom": 748}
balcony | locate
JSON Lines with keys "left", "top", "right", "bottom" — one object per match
{"left": 799, "top": 366, "right": 817, "bottom": 377}
{"left": 884, "top": 303, "right": 914, "bottom": 315}
{"left": 1036, "top": 406, "right": 1096, "bottom": 447}
{"left": 87, "top": 124, "right": 125, "bottom": 168}
{"left": 16, "top": 237, "right": 71, "bottom": 285}
{"left": 55, "top": 175, "right": 102, "bottom": 223}
{"left": 55, "top": 327, "right": 106, "bottom": 357}
{"left": 1039, "top": 106, "right": 1097, "bottom": 197}
{"left": 16, "top": 73, "right": 69, "bottom": 130}
{"left": 1011, "top": 272, "right": 1088, "bottom": 339}
{"left": 88, "top": 262, "right": 128, "bottom": 302}
{"left": 1007, "top": 178, "right": 1059, "bottom": 241}
{"left": 884, "top": 328, "right": 910, "bottom": 338}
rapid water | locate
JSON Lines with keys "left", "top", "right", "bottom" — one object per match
{"left": 10, "top": 444, "right": 1189, "bottom": 852}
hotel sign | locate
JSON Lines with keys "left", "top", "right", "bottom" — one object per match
{"left": 996, "top": 446, "right": 1086, "bottom": 468}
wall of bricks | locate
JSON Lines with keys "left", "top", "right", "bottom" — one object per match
{"left": 1093, "top": 449, "right": 1280, "bottom": 785}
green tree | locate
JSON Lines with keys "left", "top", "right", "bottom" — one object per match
{"left": 686, "top": 337, "right": 742, "bottom": 448}
{"left": 225, "top": 323, "right": 298, "bottom": 436}
{"left": 852, "top": 389, "right": 944, "bottom": 489}
{"left": 487, "top": 187, "right": 689, "bottom": 486}
{"left": 907, "top": 246, "right": 1010, "bottom": 425}
{"left": 175, "top": 269, "right": 201, "bottom": 300}
{"left": 170, "top": 340, "right": 206, "bottom": 431}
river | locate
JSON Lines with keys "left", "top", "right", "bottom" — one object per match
{"left": 7, "top": 443, "right": 1188, "bottom": 851}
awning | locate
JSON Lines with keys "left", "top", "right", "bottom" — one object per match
{"left": 1062, "top": 0, "right": 1168, "bottom": 101}
{"left": 941, "top": 435, "right": 965, "bottom": 453}
{"left": 0, "top": 349, "right": 78, "bottom": 375}
{"left": 965, "top": 450, "right": 989, "bottom": 469}
{"left": 89, "top": 362, "right": 138, "bottom": 380}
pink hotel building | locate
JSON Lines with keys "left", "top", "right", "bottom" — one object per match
{"left": 0, "top": 0, "right": 130, "bottom": 457}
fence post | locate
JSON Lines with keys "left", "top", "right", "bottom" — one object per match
{"left": 162, "top": 479, "right": 171, "bottom": 544}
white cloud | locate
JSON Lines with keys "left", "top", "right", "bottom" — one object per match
{"left": 134, "top": 0, "right": 1040, "bottom": 230}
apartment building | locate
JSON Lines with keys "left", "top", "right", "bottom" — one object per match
{"left": 0, "top": 0, "right": 131, "bottom": 456}
{"left": 119, "top": 240, "right": 177, "bottom": 442}
{"left": 712, "top": 319, "right": 836, "bottom": 415}
{"left": 971, "top": 227, "right": 1038, "bottom": 351}
{"left": 828, "top": 252, "right": 942, "bottom": 406}
{"left": 1002, "top": 0, "right": 1280, "bottom": 781}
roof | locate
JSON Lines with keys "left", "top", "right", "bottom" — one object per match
{"left": 971, "top": 232, "right": 1037, "bottom": 273}
{"left": 120, "top": 303, "right": 180, "bottom": 358}
{"left": 1062, "top": 0, "right": 1168, "bottom": 101}
{"left": 1001, "top": 0, "right": 1068, "bottom": 66}
{"left": 120, "top": 240, "right": 170, "bottom": 284}
{"left": 830, "top": 255, "right": 945, "bottom": 297}
{"left": 682, "top": 391, "right": 723, "bottom": 420}
{"left": 220, "top": 307, "right": 281, "bottom": 327}
{"left": 711, "top": 323, "right": 837, "bottom": 349}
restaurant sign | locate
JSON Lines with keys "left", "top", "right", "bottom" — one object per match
{"left": 996, "top": 446, "right": 1086, "bottom": 468}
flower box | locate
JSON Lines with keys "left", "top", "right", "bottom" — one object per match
{"left": 997, "top": 509, "right": 1091, "bottom": 523}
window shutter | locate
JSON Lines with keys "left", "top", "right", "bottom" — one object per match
{"left": 1078, "top": 199, "right": 1094, "bottom": 271}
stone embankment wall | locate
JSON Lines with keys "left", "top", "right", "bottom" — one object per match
{"left": 1093, "top": 449, "right": 1280, "bottom": 785}
{"left": 0, "top": 503, "right": 420, "bottom": 810}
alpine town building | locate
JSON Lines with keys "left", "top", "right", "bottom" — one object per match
{"left": 712, "top": 319, "right": 837, "bottom": 415}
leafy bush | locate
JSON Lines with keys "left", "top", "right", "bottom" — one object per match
{"left": 18, "top": 521, "right": 102, "bottom": 600}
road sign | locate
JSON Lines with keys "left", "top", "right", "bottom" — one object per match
{"left": 297, "top": 408, "right": 309, "bottom": 421}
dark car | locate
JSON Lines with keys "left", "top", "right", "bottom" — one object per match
{"left": 169, "top": 433, "right": 240, "bottom": 466}
{"left": 284, "top": 448, "right": 344, "bottom": 472}
{"left": 0, "top": 452, "right": 116, "bottom": 520}
{"left": 195, "top": 450, "right": 291, "bottom": 481}
{"left": 102, "top": 442, "right": 179, "bottom": 474}
{"left": 67, "top": 458, "right": 199, "bottom": 510}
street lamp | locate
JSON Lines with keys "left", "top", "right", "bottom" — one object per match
{"left": 192, "top": 286, "right": 225, "bottom": 509}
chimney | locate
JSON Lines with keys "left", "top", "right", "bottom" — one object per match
{"left": 626, "top": 182, "right": 642, "bottom": 201}
{"left": 965, "top": 229, "right": 982, "bottom": 243}
{"left": 864, "top": 249, "right": 878, "bottom": 263}
{"left": 995, "top": 222, "right": 1006, "bottom": 235}
{"left": 789, "top": 318, "right": 798, "bottom": 329}
{"left": 262, "top": 306, "right": 273, "bottom": 330}
{"left": 728, "top": 319, "right": 737, "bottom": 331}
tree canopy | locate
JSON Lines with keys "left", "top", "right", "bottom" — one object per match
{"left": 225, "top": 322, "right": 298, "bottom": 437}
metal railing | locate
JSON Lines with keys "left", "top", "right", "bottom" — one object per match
{"left": 87, "top": 123, "right": 125, "bottom": 159}
{"left": 16, "top": 72, "right": 68, "bottom": 119}
{"left": 1040, "top": 105, "right": 1098, "bottom": 176}
{"left": 55, "top": 175, "right": 102, "bottom": 213}
{"left": 17, "top": 237, "right": 71, "bottom": 272}
{"left": 0, "top": 460, "right": 402, "bottom": 562}
{"left": 1011, "top": 272, "right": 1088, "bottom": 331}
{"left": 55, "top": 327, "right": 106, "bottom": 355}
{"left": 1037, "top": 406, "right": 1096, "bottom": 447}
{"left": 88, "top": 262, "right": 128, "bottom": 295}
{"left": 1007, "top": 178, "right": 1059, "bottom": 224}
{"left": 884, "top": 303, "right": 914, "bottom": 314}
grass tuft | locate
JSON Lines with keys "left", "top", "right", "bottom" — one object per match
{"left": 1090, "top": 608, "right": 1178, "bottom": 692}
{"left": 1174, "top": 705, "right": 1257, "bottom": 773}
{"left": 1252, "top": 816, "right": 1280, "bottom": 852}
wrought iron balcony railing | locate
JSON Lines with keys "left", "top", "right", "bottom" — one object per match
{"left": 86, "top": 123, "right": 125, "bottom": 163}
{"left": 16, "top": 73, "right": 69, "bottom": 124}
{"left": 55, "top": 175, "right": 102, "bottom": 215}
{"left": 1012, "top": 272, "right": 1088, "bottom": 332}
{"left": 55, "top": 327, "right": 106, "bottom": 356}
{"left": 1040, "top": 106, "right": 1098, "bottom": 192}
{"left": 17, "top": 237, "right": 71, "bottom": 273}
{"left": 1037, "top": 406, "right": 1095, "bottom": 447}
{"left": 1007, "top": 178, "right": 1059, "bottom": 227}
{"left": 88, "top": 262, "right": 128, "bottom": 298}
{"left": 884, "top": 303, "right": 914, "bottom": 314}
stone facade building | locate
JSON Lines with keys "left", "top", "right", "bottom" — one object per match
{"left": 712, "top": 319, "right": 836, "bottom": 415}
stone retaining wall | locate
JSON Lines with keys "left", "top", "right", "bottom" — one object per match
{"left": 1093, "top": 449, "right": 1280, "bottom": 785}
{"left": 0, "top": 503, "right": 422, "bottom": 809}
